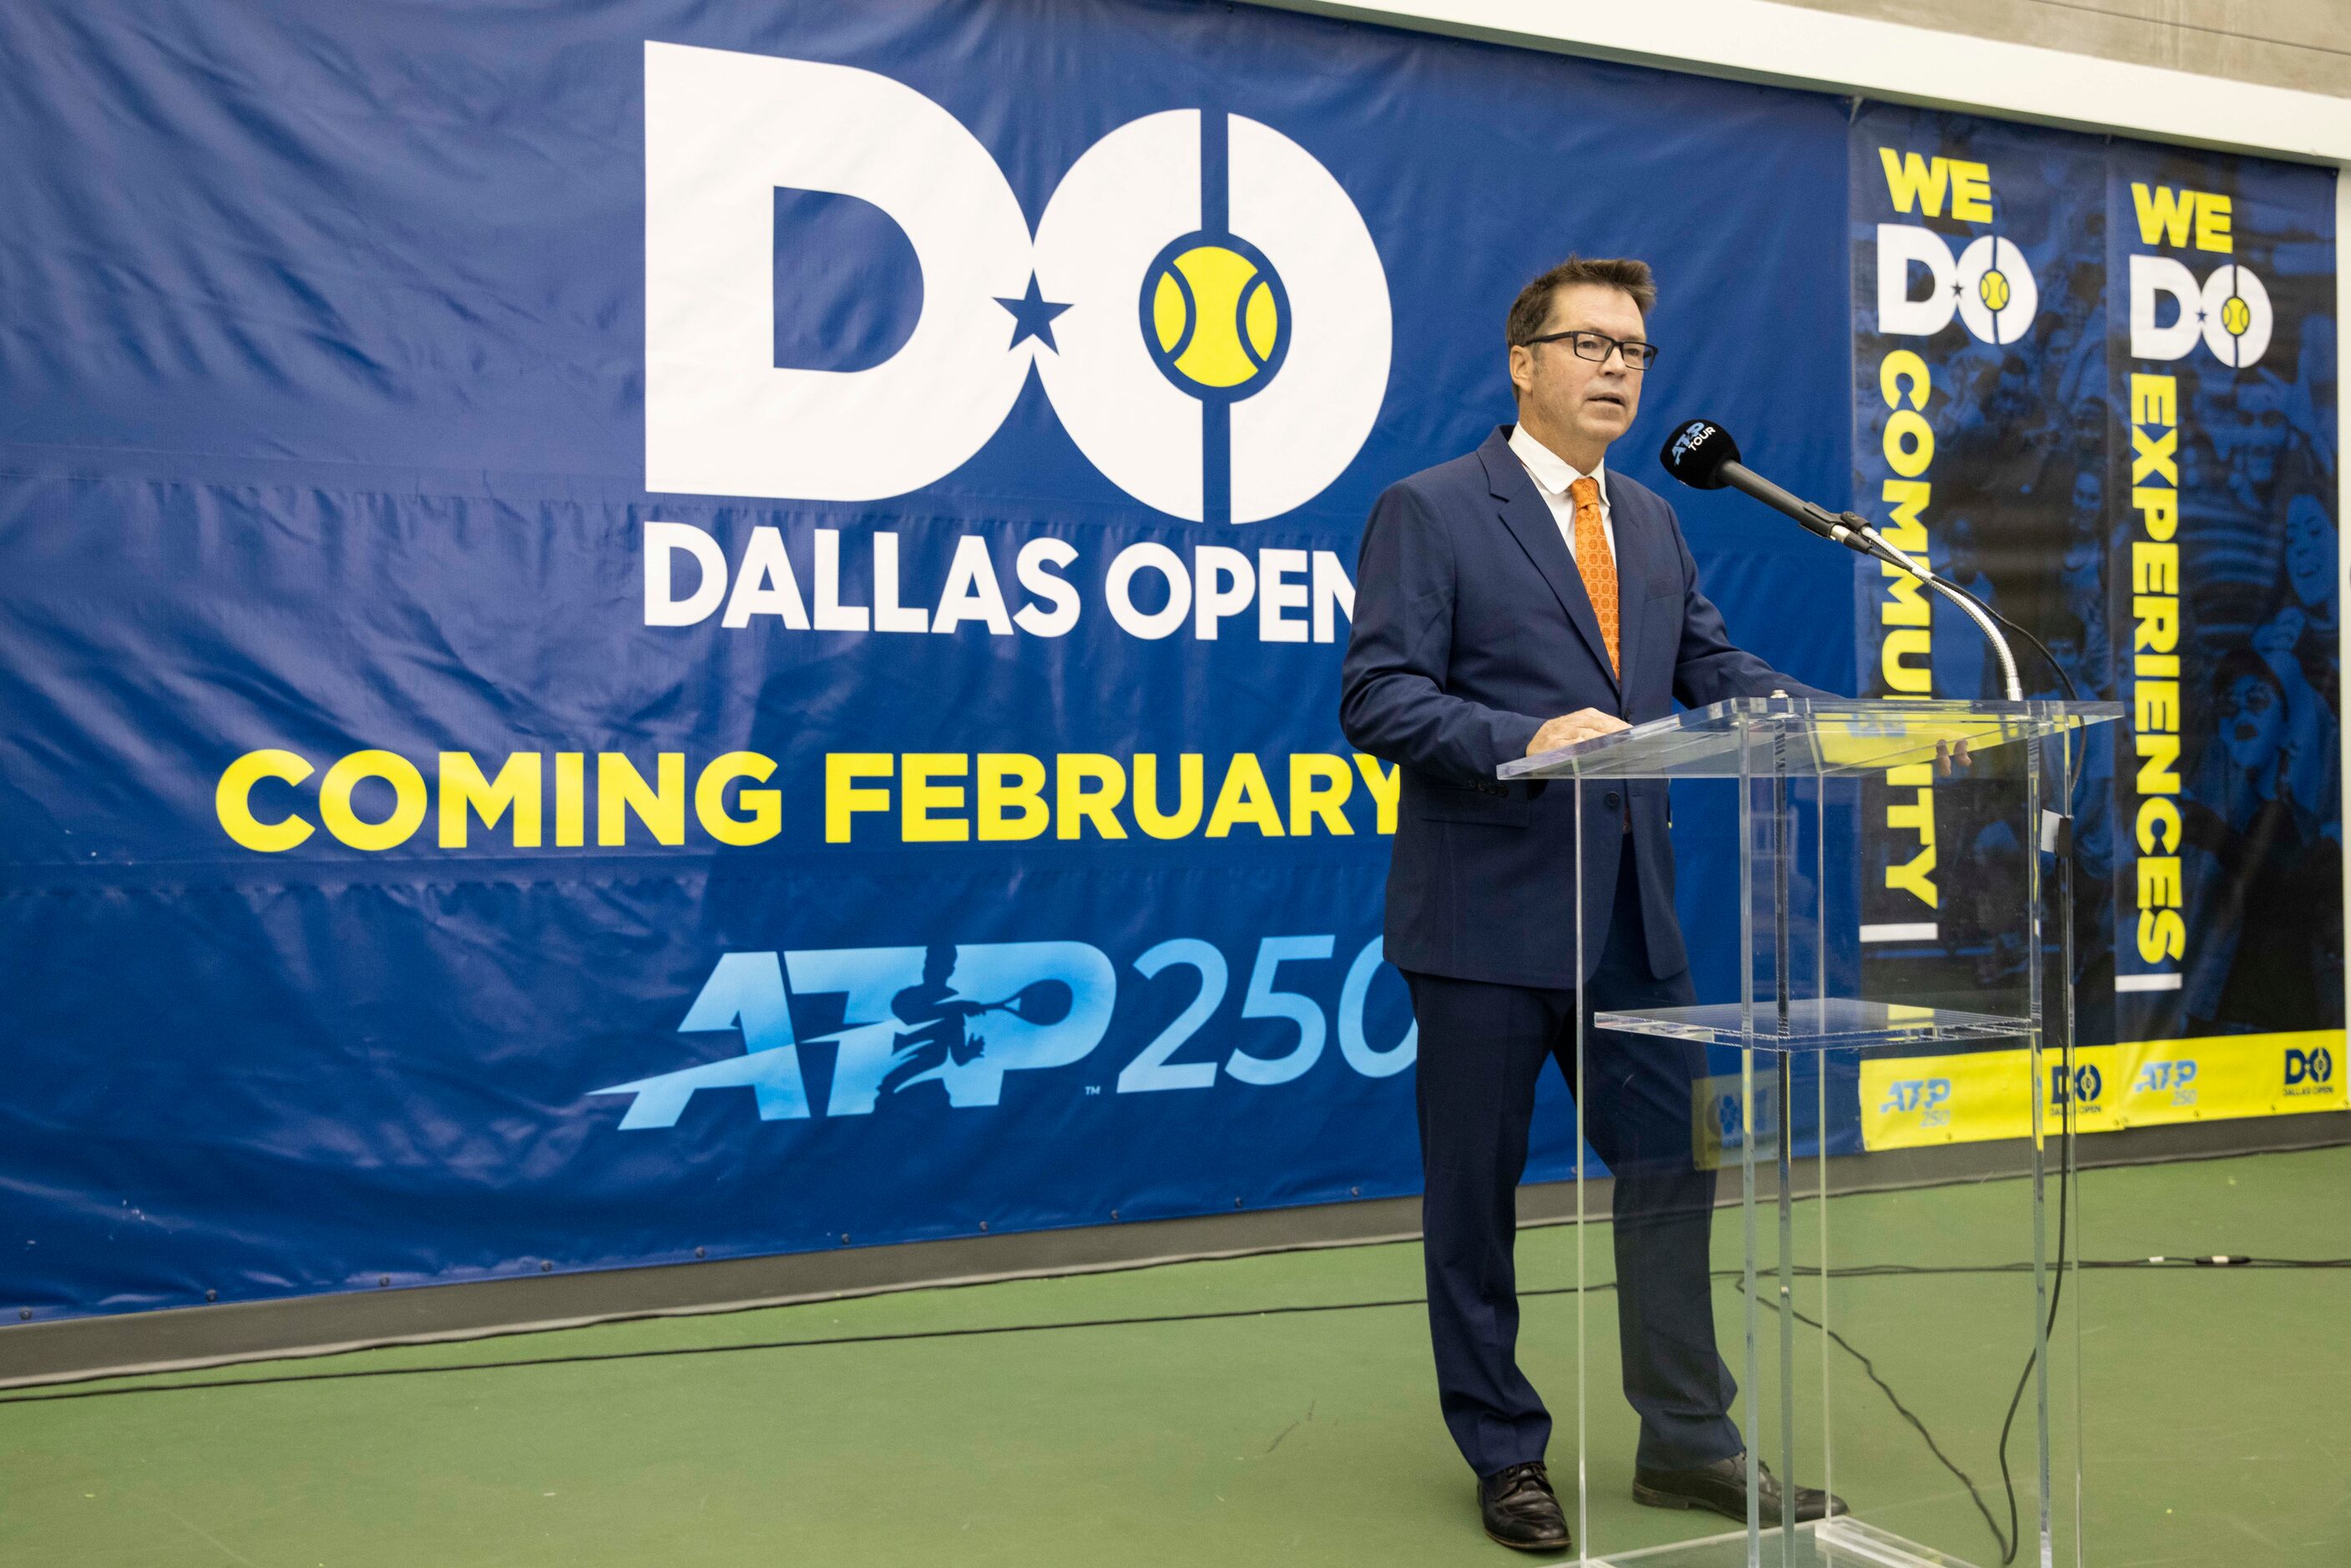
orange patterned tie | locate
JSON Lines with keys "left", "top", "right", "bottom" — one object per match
{"left": 1568, "top": 475, "right": 1619, "bottom": 675}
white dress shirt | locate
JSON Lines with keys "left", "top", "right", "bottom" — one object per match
{"left": 1507, "top": 422, "right": 1617, "bottom": 566}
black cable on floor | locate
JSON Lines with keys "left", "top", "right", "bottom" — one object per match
{"left": 1732, "top": 1275, "right": 2007, "bottom": 1554}
{"left": 1990, "top": 1165, "right": 2063, "bottom": 1565}
{"left": 0, "top": 1294, "right": 1440, "bottom": 1405}
{"left": 5, "top": 1255, "right": 2340, "bottom": 1411}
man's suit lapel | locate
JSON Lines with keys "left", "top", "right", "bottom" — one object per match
{"left": 1477, "top": 429, "right": 1620, "bottom": 698}
{"left": 1610, "top": 481, "right": 1652, "bottom": 694}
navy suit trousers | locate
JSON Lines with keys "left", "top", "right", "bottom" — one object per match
{"left": 1404, "top": 852, "right": 1742, "bottom": 1478}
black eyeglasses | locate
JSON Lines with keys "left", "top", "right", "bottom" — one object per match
{"left": 1519, "top": 329, "right": 1659, "bottom": 370}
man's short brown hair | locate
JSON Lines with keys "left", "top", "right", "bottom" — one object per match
{"left": 1504, "top": 255, "right": 1657, "bottom": 346}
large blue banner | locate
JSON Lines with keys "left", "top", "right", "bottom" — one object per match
{"left": 1, "top": 0, "right": 2090, "bottom": 1323}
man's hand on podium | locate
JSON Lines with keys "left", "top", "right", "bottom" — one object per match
{"left": 1528, "top": 708, "right": 1631, "bottom": 756}
{"left": 1935, "top": 737, "right": 1973, "bottom": 776}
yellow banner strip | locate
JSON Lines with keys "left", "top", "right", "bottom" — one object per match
{"left": 1857, "top": 1030, "right": 2346, "bottom": 1151}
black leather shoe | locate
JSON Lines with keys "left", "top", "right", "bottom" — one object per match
{"left": 1631, "top": 1452, "right": 1846, "bottom": 1523}
{"left": 1479, "top": 1460, "right": 1572, "bottom": 1552}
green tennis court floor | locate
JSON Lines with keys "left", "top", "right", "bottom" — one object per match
{"left": 3, "top": 1146, "right": 2344, "bottom": 1567}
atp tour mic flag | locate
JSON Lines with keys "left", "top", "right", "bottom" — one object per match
{"left": 0, "top": 0, "right": 2332, "bottom": 1323}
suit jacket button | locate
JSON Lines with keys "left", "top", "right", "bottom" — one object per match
{"left": 1603, "top": 791, "right": 1622, "bottom": 810}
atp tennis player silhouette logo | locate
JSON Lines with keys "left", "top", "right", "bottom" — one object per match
{"left": 877, "top": 944, "right": 1076, "bottom": 1103}
{"left": 643, "top": 42, "right": 1388, "bottom": 523}
{"left": 590, "top": 941, "right": 1115, "bottom": 1127}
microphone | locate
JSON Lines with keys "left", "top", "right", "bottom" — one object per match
{"left": 1658, "top": 417, "right": 2024, "bottom": 701}
{"left": 1658, "top": 419, "right": 1858, "bottom": 548}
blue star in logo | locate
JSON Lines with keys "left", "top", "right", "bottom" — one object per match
{"left": 995, "top": 275, "right": 1072, "bottom": 352}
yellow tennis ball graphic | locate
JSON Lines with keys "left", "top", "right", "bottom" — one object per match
{"left": 1978, "top": 269, "right": 2011, "bottom": 312}
{"left": 2220, "top": 295, "right": 2253, "bottom": 336}
{"left": 1150, "top": 244, "right": 1282, "bottom": 391}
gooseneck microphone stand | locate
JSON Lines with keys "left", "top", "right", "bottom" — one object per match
{"left": 1837, "top": 512, "right": 2024, "bottom": 701}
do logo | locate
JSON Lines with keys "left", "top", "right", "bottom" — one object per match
{"left": 2051, "top": 1063, "right": 2104, "bottom": 1106}
{"left": 2285, "top": 1046, "right": 2335, "bottom": 1087}
{"left": 644, "top": 43, "right": 1390, "bottom": 523}
{"left": 2130, "top": 258, "right": 2273, "bottom": 367}
{"left": 1876, "top": 225, "right": 2039, "bottom": 344}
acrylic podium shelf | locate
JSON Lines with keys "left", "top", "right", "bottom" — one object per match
{"left": 1503, "top": 697, "right": 2124, "bottom": 1568}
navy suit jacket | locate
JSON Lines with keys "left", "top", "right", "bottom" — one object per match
{"left": 1340, "top": 426, "right": 1831, "bottom": 989}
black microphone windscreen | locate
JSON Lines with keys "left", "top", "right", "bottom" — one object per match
{"left": 1659, "top": 419, "right": 1741, "bottom": 489}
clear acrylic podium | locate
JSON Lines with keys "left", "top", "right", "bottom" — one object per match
{"left": 1502, "top": 696, "right": 2124, "bottom": 1568}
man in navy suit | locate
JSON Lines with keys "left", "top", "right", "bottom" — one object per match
{"left": 1340, "top": 256, "right": 1842, "bottom": 1550}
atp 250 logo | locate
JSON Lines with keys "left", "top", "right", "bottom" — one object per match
{"left": 1878, "top": 1076, "right": 1954, "bottom": 1128}
{"left": 644, "top": 42, "right": 1391, "bottom": 524}
{"left": 590, "top": 934, "right": 1413, "bottom": 1128}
